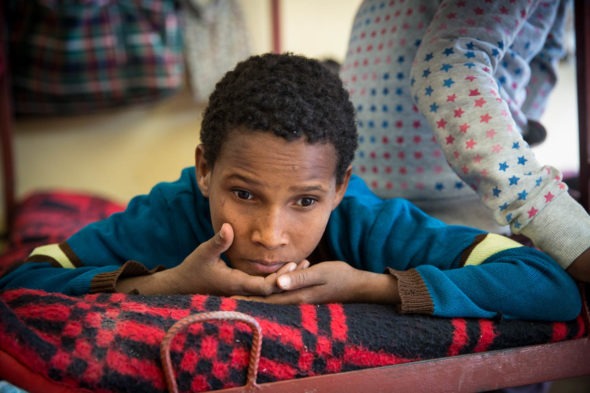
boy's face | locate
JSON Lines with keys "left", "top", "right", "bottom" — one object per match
{"left": 196, "top": 129, "right": 351, "bottom": 276}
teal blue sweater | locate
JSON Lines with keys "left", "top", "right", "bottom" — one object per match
{"left": 0, "top": 168, "right": 581, "bottom": 321}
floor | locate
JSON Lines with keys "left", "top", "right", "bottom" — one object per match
{"left": 2, "top": 61, "right": 589, "bottom": 391}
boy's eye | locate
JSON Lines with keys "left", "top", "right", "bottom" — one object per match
{"left": 233, "top": 189, "right": 253, "bottom": 200}
{"left": 297, "top": 197, "right": 317, "bottom": 207}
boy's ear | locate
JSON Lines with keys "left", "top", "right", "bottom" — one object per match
{"left": 195, "top": 144, "right": 211, "bottom": 197}
{"left": 332, "top": 165, "right": 352, "bottom": 209}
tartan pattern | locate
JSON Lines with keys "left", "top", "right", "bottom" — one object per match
{"left": 1, "top": 289, "right": 586, "bottom": 393}
{"left": 7, "top": 0, "right": 184, "bottom": 115}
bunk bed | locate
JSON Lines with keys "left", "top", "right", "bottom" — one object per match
{"left": 1, "top": 1, "right": 590, "bottom": 392}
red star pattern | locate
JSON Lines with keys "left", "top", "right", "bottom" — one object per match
{"left": 474, "top": 98, "right": 487, "bottom": 107}
{"left": 528, "top": 207, "right": 539, "bottom": 218}
{"left": 480, "top": 113, "right": 492, "bottom": 123}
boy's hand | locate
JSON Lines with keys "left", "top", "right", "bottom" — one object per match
{"left": 567, "top": 247, "right": 590, "bottom": 283}
{"left": 234, "top": 261, "right": 400, "bottom": 305}
{"left": 117, "top": 223, "right": 301, "bottom": 296}
{"left": 170, "top": 223, "right": 296, "bottom": 296}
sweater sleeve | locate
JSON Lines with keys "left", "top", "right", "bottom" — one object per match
{"left": 0, "top": 190, "right": 175, "bottom": 295}
{"left": 0, "top": 168, "right": 210, "bottom": 295}
{"left": 327, "top": 176, "right": 581, "bottom": 321}
{"left": 0, "top": 258, "right": 162, "bottom": 295}
{"left": 409, "top": 0, "right": 590, "bottom": 269}
{"left": 392, "top": 237, "right": 581, "bottom": 321}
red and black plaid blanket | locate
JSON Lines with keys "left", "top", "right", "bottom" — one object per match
{"left": 0, "top": 191, "right": 587, "bottom": 392}
{"left": 1, "top": 288, "right": 586, "bottom": 393}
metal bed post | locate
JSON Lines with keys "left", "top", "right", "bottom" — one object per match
{"left": 576, "top": 0, "right": 590, "bottom": 212}
{"left": 0, "top": 5, "right": 15, "bottom": 238}
{"left": 270, "top": 0, "right": 281, "bottom": 54}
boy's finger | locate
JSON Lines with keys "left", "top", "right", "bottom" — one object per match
{"left": 232, "top": 293, "right": 294, "bottom": 304}
{"left": 232, "top": 295, "right": 266, "bottom": 303}
{"left": 277, "top": 269, "right": 323, "bottom": 291}
{"left": 202, "top": 223, "right": 234, "bottom": 259}
{"left": 275, "top": 262, "right": 297, "bottom": 276}
{"left": 236, "top": 273, "right": 277, "bottom": 296}
{"left": 295, "top": 259, "right": 311, "bottom": 270}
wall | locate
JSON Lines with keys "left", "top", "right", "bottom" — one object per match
{"left": 238, "top": 0, "right": 362, "bottom": 60}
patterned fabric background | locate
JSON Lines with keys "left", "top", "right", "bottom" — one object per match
{"left": 7, "top": 0, "right": 184, "bottom": 115}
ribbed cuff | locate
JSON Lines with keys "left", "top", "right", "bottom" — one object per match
{"left": 386, "top": 267, "right": 434, "bottom": 314}
{"left": 90, "top": 261, "right": 164, "bottom": 293}
{"left": 521, "top": 192, "right": 590, "bottom": 269}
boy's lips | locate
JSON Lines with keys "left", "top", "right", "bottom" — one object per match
{"left": 247, "top": 259, "right": 288, "bottom": 274}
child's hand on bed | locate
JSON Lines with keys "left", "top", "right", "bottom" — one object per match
{"left": 234, "top": 261, "right": 401, "bottom": 305}
{"left": 117, "top": 223, "right": 295, "bottom": 296}
{"left": 169, "top": 223, "right": 298, "bottom": 296}
{"left": 567, "top": 247, "right": 590, "bottom": 283}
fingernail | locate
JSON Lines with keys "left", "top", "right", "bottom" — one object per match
{"left": 287, "top": 262, "right": 296, "bottom": 272}
{"left": 278, "top": 275, "right": 291, "bottom": 289}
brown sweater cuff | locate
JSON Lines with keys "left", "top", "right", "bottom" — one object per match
{"left": 386, "top": 267, "right": 434, "bottom": 315}
{"left": 90, "top": 261, "right": 164, "bottom": 294}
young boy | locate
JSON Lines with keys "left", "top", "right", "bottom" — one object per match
{"left": 0, "top": 53, "right": 581, "bottom": 321}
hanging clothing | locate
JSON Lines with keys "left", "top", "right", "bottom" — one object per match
{"left": 180, "top": 0, "right": 251, "bottom": 103}
{"left": 8, "top": 0, "right": 184, "bottom": 115}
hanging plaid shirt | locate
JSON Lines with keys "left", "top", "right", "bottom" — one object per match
{"left": 8, "top": 0, "right": 184, "bottom": 115}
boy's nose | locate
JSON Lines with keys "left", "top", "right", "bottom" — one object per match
{"left": 251, "top": 209, "right": 288, "bottom": 249}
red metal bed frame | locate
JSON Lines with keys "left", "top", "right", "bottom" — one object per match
{"left": 1, "top": 1, "right": 590, "bottom": 391}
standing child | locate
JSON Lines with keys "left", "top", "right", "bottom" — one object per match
{"left": 340, "top": 0, "right": 590, "bottom": 282}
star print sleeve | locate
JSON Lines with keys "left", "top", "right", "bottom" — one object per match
{"left": 409, "top": 0, "right": 590, "bottom": 268}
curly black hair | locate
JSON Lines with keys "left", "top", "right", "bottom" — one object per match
{"left": 200, "top": 53, "right": 357, "bottom": 184}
